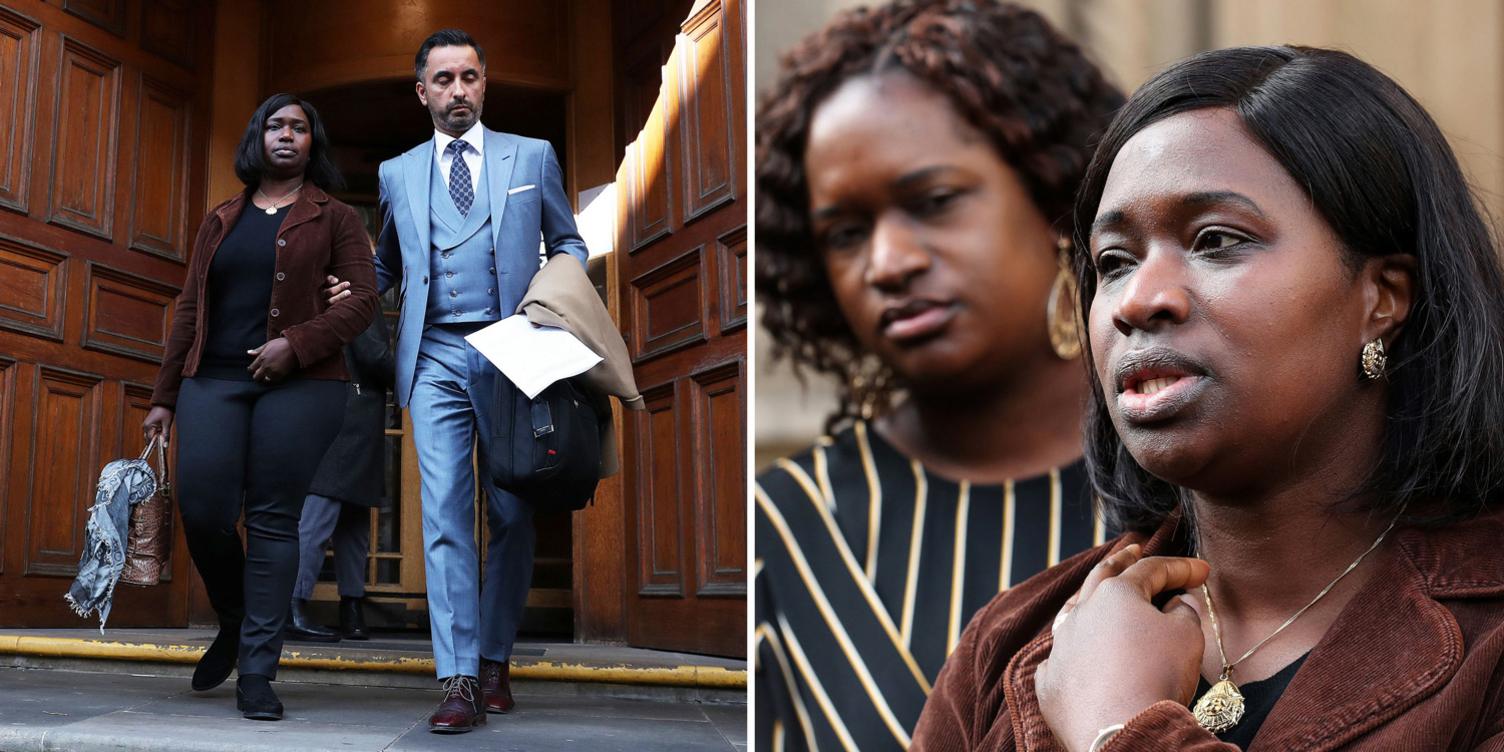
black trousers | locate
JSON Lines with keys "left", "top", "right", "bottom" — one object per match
{"left": 175, "top": 376, "right": 346, "bottom": 678}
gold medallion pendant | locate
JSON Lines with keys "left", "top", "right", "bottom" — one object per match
{"left": 1192, "top": 678, "right": 1245, "bottom": 733}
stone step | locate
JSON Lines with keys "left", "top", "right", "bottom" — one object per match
{"left": 0, "top": 629, "right": 746, "bottom": 705}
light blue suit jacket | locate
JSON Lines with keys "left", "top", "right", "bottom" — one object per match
{"left": 373, "top": 128, "right": 589, "bottom": 406}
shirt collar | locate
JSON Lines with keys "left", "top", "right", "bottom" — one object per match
{"left": 434, "top": 122, "right": 485, "bottom": 158}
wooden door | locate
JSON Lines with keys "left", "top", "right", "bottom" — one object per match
{"left": 615, "top": 0, "right": 747, "bottom": 657}
{"left": 0, "top": 0, "right": 213, "bottom": 627}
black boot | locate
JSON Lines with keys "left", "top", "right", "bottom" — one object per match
{"left": 192, "top": 619, "right": 241, "bottom": 691}
{"left": 339, "top": 596, "right": 370, "bottom": 640}
{"left": 236, "top": 674, "right": 283, "bottom": 720}
{"left": 285, "top": 598, "right": 340, "bottom": 643}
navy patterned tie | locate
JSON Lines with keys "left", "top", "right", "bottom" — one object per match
{"left": 446, "top": 140, "right": 473, "bottom": 215}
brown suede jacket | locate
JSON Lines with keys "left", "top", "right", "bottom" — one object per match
{"left": 150, "top": 185, "right": 379, "bottom": 408}
{"left": 912, "top": 507, "right": 1504, "bottom": 751}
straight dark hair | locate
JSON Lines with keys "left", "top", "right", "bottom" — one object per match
{"left": 1072, "top": 46, "right": 1504, "bottom": 533}
{"left": 233, "top": 93, "right": 344, "bottom": 192}
{"left": 415, "top": 28, "right": 486, "bottom": 81}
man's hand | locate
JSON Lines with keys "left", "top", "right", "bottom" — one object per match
{"left": 323, "top": 274, "right": 352, "bottom": 306}
{"left": 248, "top": 338, "right": 298, "bottom": 384}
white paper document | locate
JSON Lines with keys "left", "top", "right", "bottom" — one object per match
{"left": 464, "top": 315, "right": 603, "bottom": 399}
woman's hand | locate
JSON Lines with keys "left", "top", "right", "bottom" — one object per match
{"left": 142, "top": 406, "right": 174, "bottom": 443}
{"left": 324, "top": 274, "right": 352, "bottom": 305}
{"left": 1035, "top": 545, "right": 1211, "bottom": 752}
{"left": 248, "top": 338, "right": 298, "bottom": 384}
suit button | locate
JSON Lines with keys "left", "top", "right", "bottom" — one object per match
{"left": 446, "top": 271, "right": 454, "bottom": 278}
{"left": 422, "top": 275, "right": 428, "bottom": 283}
{"left": 275, "top": 272, "right": 285, "bottom": 281}
{"left": 485, "top": 308, "right": 494, "bottom": 315}
{"left": 487, "top": 288, "right": 494, "bottom": 295}
{"left": 277, "top": 239, "right": 286, "bottom": 247}
{"left": 270, "top": 308, "right": 280, "bottom": 317}
{"left": 489, "top": 267, "right": 496, "bottom": 274}
{"left": 442, "top": 252, "right": 451, "bottom": 259}
{"left": 450, "top": 290, "right": 458, "bottom": 298}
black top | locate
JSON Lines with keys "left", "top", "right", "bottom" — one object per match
{"left": 754, "top": 421, "right": 1102, "bottom": 751}
{"left": 201, "top": 203, "right": 285, "bottom": 377}
{"left": 1195, "top": 653, "right": 1309, "bottom": 749}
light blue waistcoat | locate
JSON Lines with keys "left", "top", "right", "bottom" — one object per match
{"left": 426, "top": 162, "right": 501, "bottom": 324}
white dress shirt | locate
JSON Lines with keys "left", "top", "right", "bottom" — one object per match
{"left": 433, "top": 122, "right": 484, "bottom": 194}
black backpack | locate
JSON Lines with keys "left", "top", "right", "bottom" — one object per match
{"left": 487, "top": 373, "right": 603, "bottom": 511}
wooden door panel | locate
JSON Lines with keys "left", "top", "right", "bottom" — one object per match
{"left": 127, "top": 75, "right": 190, "bottom": 261}
{"left": 715, "top": 226, "right": 746, "bottom": 331}
{"left": 0, "top": 0, "right": 211, "bottom": 627}
{"left": 689, "top": 359, "right": 744, "bottom": 597}
{"left": 48, "top": 37, "right": 121, "bottom": 240}
{"left": 635, "top": 382, "right": 686, "bottom": 596}
{"left": 617, "top": 0, "right": 746, "bottom": 658}
{"left": 26, "top": 367, "right": 104, "bottom": 577}
{"left": 81, "top": 262, "right": 175, "bottom": 363}
{"left": 680, "top": 4, "right": 735, "bottom": 222}
{"left": 0, "top": 7, "right": 41, "bottom": 214}
{"left": 630, "top": 247, "right": 707, "bottom": 361}
{"left": 61, "top": 0, "right": 126, "bottom": 38}
{"left": 0, "top": 237, "right": 67, "bottom": 341}
{"left": 626, "top": 85, "right": 674, "bottom": 252}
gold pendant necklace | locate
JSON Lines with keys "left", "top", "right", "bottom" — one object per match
{"left": 255, "top": 181, "right": 303, "bottom": 215}
{"left": 1191, "top": 513, "right": 1400, "bottom": 734}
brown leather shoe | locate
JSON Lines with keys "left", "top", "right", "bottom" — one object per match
{"left": 480, "top": 658, "right": 515, "bottom": 713}
{"left": 428, "top": 675, "right": 486, "bottom": 733}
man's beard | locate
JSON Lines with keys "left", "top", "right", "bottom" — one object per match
{"left": 439, "top": 105, "right": 479, "bottom": 132}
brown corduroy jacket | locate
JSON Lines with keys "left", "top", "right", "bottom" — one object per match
{"left": 912, "top": 508, "right": 1504, "bottom": 751}
{"left": 150, "top": 185, "right": 379, "bottom": 408}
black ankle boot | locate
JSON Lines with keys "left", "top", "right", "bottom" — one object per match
{"left": 192, "top": 620, "right": 240, "bottom": 691}
{"left": 339, "top": 596, "right": 369, "bottom": 640}
{"left": 236, "top": 674, "right": 283, "bottom": 720}
{"left": 285, "top": 598, "right": 340, "bottom": 643}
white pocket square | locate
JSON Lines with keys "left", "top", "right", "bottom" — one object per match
{"left": 507, "top": 184, "right": 537, "bottom": 195}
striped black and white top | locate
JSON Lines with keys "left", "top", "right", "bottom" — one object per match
{"left": 754, "top": 420, "right": 1102, "bottom": 751}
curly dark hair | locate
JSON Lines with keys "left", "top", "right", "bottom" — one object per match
{"left": 755, "top": 0, "right": 1123, "bottom": 429}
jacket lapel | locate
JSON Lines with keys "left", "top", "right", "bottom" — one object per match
{"left": 485, "top": 128, "right": 517, "bottom": 252}
{"left": 404, "top": 140, "right": 434, "bottom": 254}
{"left": 277, "top": 185, "right": 325, "bottom": 237}
{"left": 1249, "top": 529, "right": 1464, "bottom": 751}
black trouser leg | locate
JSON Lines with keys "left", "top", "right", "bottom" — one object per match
{"left": 176, "top": 378, "right": 251, "bottom": 625}
{"left": 175, "top": 376, "right": 346, "bottom": 678}
{"left": 239, "top": 379, "right": 346, "bottom": 677}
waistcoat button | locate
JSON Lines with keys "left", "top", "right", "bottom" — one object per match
{"left": 276, "top": 239, "right": 286, "bottom": 247}
{"left": 270, "top": 308, "right": 280, "bottom": 317}
{"left": 275, "top": 272, "right": 285, "bottom": 282}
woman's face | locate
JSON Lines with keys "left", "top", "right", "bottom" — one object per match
{"left": 803, "top": 74, "right": 1061, "bottom": 393}
{"left": 262, "top": 103, "right": 312, "bottom": 180}
{"left": 1088, "top": 108, "right": 1394, "bottom": 496}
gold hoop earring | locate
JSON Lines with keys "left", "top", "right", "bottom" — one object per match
{"left": 1047, "top": 238, "right": 1082, "bottom": 361}
{"left": 847, "top": 358, "right": 894, "bottom": 421}
{"left": 1360, "top": 338, "right": 1387, "bottom": 381}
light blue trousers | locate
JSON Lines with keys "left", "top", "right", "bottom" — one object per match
{"left": 409, "top": 323, "right": 536, "bottom": 679}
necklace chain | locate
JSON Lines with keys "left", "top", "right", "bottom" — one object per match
{"left": 1200, "top": 513, "right": 1400, "bottom": 681}
{"left": 255, "top": 180, "right": 304, "bottom": 211}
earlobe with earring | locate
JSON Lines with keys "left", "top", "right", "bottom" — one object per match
{"left": 1361, "top": 338, "right": 1387, "bottom": 381}
{"left": 1047, "top": 237, "right": 1082, "bottom": 361}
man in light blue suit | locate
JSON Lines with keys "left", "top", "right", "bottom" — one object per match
{"left": 363, "top": 29, "right": 588, "bottom": 733}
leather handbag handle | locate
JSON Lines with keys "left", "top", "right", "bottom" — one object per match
{"left": 137, "top": 435, "right": 172, "bottom": 500}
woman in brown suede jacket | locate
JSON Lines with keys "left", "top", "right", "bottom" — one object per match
{"left": 913, "top": 47, "right": 1504, "bottom": 751}
{"left": 142, "top": 93, "right": 377, "bottom": 722}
